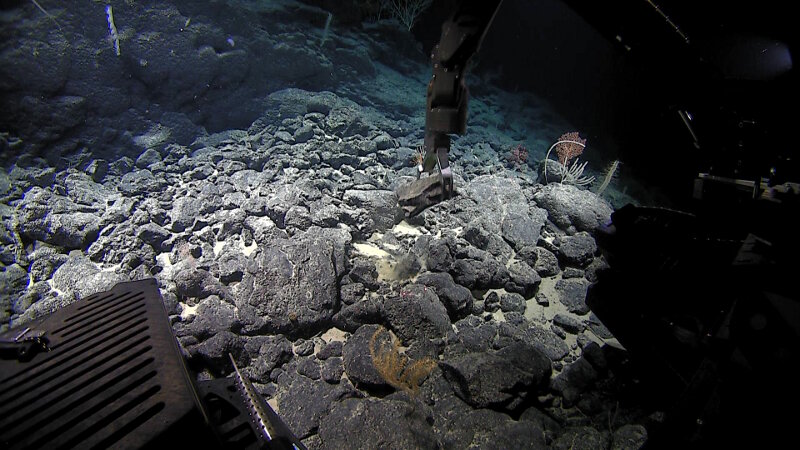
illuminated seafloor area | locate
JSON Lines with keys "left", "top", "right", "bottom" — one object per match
{"left": 1, "top": 1, "right": 686, "bottom": 448}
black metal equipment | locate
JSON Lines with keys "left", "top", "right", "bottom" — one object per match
{"left": 588, "top": 204, "right": 800, "bottom": 448}
{"left": 0, "top": 279, "right": 306, "bottom": 450}
{"left": 396, "top": 0, "right": 503, "bottom": 217}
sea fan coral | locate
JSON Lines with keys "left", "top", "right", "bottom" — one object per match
{"left": 544, "top": 132, "right": 594, "bottom": 187}
{"left": 509, "top": 143, "right": 529, "bottom": 167}
{"left": 555, "top": 131, "right": 586, "bottom": 166}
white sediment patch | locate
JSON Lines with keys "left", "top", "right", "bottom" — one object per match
{"left": 393, "top": 221, "right": 423, "bottom": 237}
{"left": 491, "top": 308, "right": 505, "bottom": 322}
{"left": 99, "top": 262, "right": 122, "bottom": 273}
{"left": 213, "top": 234, "right": 258, "bottom": 258}
{"left": 353, "top": 242, "right": 396, "bottom": 282}
{"left": 320, "top": 327, "right": 347, "bottom": 343}
{"left": 156, "top": 252, "right": 173, "bottom": 268}
{"left": 213, "top": 241, "right": 226, "bottom": 257}
{"left": 524, "top": 274, "right": 624, "bottom": 354}
{"left": 239, "top": 236, "right": 257, "bottom": 256}
{"left": 314, "top": 327, "right": 349, "bottom": 355}
{"left": 155, "top": 252, "right": 174, "bottom": 276}
{"left": 526, "top": 276, "right": 572, "bottom": 323}
{"left": 352, "top": 242, "right": 391, "bottom": 259}
{"left": 381, "top": 241, "right": 401, "bottom": 252}
{"left": 179, "top": 302, "right": 199, "bottom": 320}
{"left": 46, "top": 279, "right": 66, "bottom": 298}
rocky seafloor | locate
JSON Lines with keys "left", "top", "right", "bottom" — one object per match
{"left": 1, "top": 87, "right": 654, "bottom": 449}
{"left": 0, "top": 0, "right": 658, "bottom": 446}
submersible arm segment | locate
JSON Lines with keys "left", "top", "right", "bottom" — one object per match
{"left": 422, "top": 0, "right": 504, "bottom": 193}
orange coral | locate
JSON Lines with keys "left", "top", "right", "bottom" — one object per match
{"left": 412, "top": 145, "right": 425, "bottom": 167}
{"left": 509, "top": 143, "right": 529, "bottom": 167}
{"left": 369, "top": 326, "right": 437, "bottom": 394}
{"left": 555, "top": 132, "right": 586, "bottom": 166}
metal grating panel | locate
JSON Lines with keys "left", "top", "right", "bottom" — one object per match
{"left": 0, "top": 279, "right": 204, "bottom": 449}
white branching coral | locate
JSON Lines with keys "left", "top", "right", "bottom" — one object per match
{"left": 561, "top": 159, "right": 595, "bottom": 187}
{"left": 387, "top": 0, "right": 433, "bottom": 31}
{"left": 544, "top": 134, "right": 595, "bottom": 187}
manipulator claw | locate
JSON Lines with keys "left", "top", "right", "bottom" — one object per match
{"left": 0, "top": 327, "right": 49, "bottom": 361}
{"left": 421, "top": 132, "right": 454, "bottom": 199}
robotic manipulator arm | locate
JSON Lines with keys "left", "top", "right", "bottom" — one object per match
{"left": 399, "top": 1, "right": 503, "bottom": 216}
